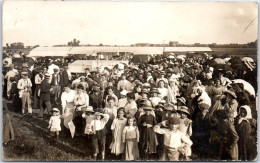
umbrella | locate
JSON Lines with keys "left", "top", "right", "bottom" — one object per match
{"left": 212, "top": 58, "right": 226, "bottom": 64}
{"left": 177, "top": 54, "right": 186, "bottom": 58}
{"left": 176, "top": 56, "right": 185, "bottom": 63}
{"left": 224, "top": 57, "right": 231, "bottom": 62}
{"left": 242, "top": 57, "right": 254, "bottom": 63}
{"left": 214, "top": 64, "right": 233, "bottom": 71}
{"left": 232, "top": 79, "right": 255, "bottom": 97}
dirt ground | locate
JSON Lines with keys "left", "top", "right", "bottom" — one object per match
{"left": 2, "top": 111, "right": 93, "bottom": 161}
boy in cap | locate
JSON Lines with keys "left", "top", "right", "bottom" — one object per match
{"left": 89, "top": 109, "right": 110, "bottom": 160}
{"left": 118, "top": 90, "right": 128, "bottom": 107}
{"left": 17, "top": 71, "right": 32, "bottom": 116}
{"left": 154, "top": 117, "right": 193, "bottom": 161}
{"left": 82, "top": 106, "right": 95, "bottom": 136}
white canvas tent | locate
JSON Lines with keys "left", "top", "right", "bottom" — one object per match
{"left": 28, "top": 46, "right": 212, "bottom": 57}
{"left": 28, "top": 47, "right": 72, "bottom": 57}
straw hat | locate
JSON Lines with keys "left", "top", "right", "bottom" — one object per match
{"left": 82, "top": 106, "right": 94, "bottom": 112}
{"left": 142, "top": 83, "right": 151, "bottom": 88}
{"left": 177, "top": 106, "right": 190, "bottom": 115}
{"left": 177, "top": 97, "right": 186, "bottom": 106}
{"left": 164, "top": 103, "right": 176, "bottom": 111}
{"left": 141, "top": 100, "right": 154, "bottom": 110}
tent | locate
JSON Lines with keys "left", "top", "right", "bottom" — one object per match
{"left": 28, "top": 47, "right": 72, "bottom": 57}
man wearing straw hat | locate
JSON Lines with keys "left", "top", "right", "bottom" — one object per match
{"left": 17, "top": 71, "right": 32, "bottom": 116}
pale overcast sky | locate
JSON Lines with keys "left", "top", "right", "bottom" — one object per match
{"left": 3, "top": 1, "right": 258, "bottom": 46}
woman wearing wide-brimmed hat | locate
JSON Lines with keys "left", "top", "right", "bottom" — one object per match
{"left": 177, "top": 106, "right": 192, "bottom": 160}
{"left": 149, "top": 87, "right": 162, "bottom": 107}
{"left": 223, "top": 90, "right": 238, "bottom": 119}
{"left": 138, "top": 100, "right": 158, "bottom": 160}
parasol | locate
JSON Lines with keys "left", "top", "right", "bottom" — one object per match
{"left": 242, "top": 57, "right": 254, "bottom": 63}
{"left": 232, "top": 79, "right": 255, "bottom": 97}
{"left": 212, "top": 58, "right": 226, "bottom": 64}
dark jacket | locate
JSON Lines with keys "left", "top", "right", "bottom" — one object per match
{"left": 51, "top": 74, "right": 61, "bottom": 86}
{"left": 40, "top": 79, "right": 51, "bottom": 101}
{"left": 216, "top": 119, "right": 239, "bottom": 160}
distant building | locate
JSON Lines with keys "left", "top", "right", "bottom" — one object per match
{"left": 10, "top": 42, "right": 24, "bottom": 49}
{"left": 135, "top": 43, "right": 151, "bottom": 47}
{"left": 169, "top": 41, "right": 179, "bottom": 46}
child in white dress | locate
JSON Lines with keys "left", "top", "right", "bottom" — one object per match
{"left": 122, "top": 116, "right": 140, "bottom": 161}
{"left": 48, "top": 108, "right": 61, "bottom": 144}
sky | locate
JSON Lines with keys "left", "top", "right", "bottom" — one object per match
{"left": 3, "top": 1, "right": 258, "bottom": 46}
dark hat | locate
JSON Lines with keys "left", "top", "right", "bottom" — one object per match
{"left": 150, "top": 87, "right": 160, "bottom": 94}
{"left": 44, "top": 72, "right": 50, "bottom": 78}
{"left": 177, "top": 106, "right": 190, "bottom": 115}
{"left": 168, "top": 117, "right": 180, "bottom": 125}
{"left": 155, "top": 103, "right": 164, "bottom": 109}
{"left": 64, "top": 83, "right": 71, "bottom": 88}
{"left": 224, "top": 90, "right": 237, "bottom": 99}
{"left": 95, "top": 108, "right": 104, "bottom": 116}
{"left": 141, "top": 88, "right": 149, "bottom": 94}
{"left": 93, "top": 86, "right": 100, "bottom": 92}
{"left": 21, "top": 71, "right": 28, "bottom": 76}
{"left": 141, "top": 100, "right": 154, "bottom": 110}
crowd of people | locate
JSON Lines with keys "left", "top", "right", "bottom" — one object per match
{"left": 2, "top": 51, "right": 257, "bottom": 161}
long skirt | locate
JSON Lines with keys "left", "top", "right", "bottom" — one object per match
{"left": 125, "top": 139, "right": 139, "bottom": 160}
{"left": 73, "top": 110, "right": 84, "bottom": 135}
{"left": 140, "top": 127, "right": 158, "bottom": 154}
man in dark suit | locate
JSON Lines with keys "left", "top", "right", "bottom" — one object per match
{"left": 60, "top": 66, "right": 70, "bottom": 92}
{"left": 38, "top": 73, "right": 52, "bottom": 118}
{"left": 50, "top": 68, "right": 61, "bottom": 104}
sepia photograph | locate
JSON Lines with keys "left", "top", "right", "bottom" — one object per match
{"left": 2, "top": 1, "right": 258, "bottom": 161}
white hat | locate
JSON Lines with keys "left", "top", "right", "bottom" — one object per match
{"left": 168, "top": 55, "right": 175, "bottom": 59}
{"left": 51, "top": 108, "right": 60, "bottom": 113}
{"left": 118, "top": 63, "right": 124, "bottom": 70}
{"left": 209, "top": 67, "right": 214, "bottom": 72}
{"left": 120, "top": 90, "right": 128, "bottom": 96}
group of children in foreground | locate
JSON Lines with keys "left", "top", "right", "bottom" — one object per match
{"left": 48, "top": 101, "right": 193, "bottom": 161}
